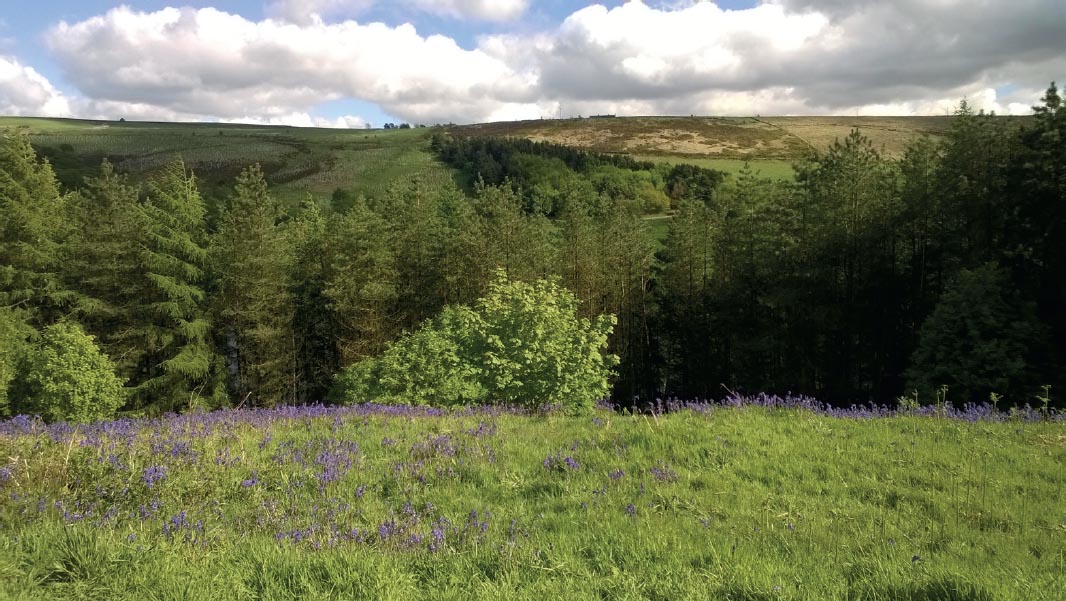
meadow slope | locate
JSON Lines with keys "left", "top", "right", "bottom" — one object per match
{"left": 1, "top": 400, "right": 1063, "bottom": 600}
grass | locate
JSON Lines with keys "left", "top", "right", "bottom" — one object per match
{"left": 636, "top": 155, "right": 797, "bottom": 180}
{"left": 0, "top": 118, "right": 453, "bottom": 208}
{"left": 1, "top": 402, "right": 1063, "bottom": 599}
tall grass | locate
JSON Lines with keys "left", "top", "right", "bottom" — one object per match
{"left": 0, "top": 401, "right": 1063, "bottom": 599}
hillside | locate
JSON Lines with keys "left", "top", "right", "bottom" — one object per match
{"left": 451, "top": 115, "right": 1015, "bottom": 179}
{"left": 0, "top": 117, "right": 451, "bottom": 205}
{"left": 3, "top": 115, "right": 990, "bottom": 196}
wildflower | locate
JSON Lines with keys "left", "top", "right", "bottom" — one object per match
{"left": 142, "top": 466, "right": 167, "bottom": 489}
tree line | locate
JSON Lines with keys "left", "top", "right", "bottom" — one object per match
{"left": 1, "top": 84, "right": 1063, "bottom": 420}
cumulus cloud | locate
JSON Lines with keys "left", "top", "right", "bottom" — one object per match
{"left": 0, "top": 56, "right": 72, "bottom": 117}
{"left": 45, "top": 6, "right": 535, "bottom": 124}
{"left": 266, "top": 0, "right": 529, "bottom": 23}
{"left": 265, "top": 0, "right": 375, "bottom": 25}
{"left": 406, "top": 0, "right": 530, "bottom": 21}
{"left": 10, "top": 0, "right": 1062, "bottom": 125}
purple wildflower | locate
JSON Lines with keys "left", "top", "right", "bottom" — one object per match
{"left": 241, "top": 470, "right": 259, "bottom": 487}
{"left": 142, "top": 466, "right": 167, "bottom": 489}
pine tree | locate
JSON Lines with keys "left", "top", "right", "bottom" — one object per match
{"left": 287, "top": 195, "right": 338, "bottom": 402}
{"left": 211, "top": 164, "right": 294, "bottom": 406}
{"left": 66, "top": 160, "right": 146, "bottom": 381}
{"left": 0, "top": 134, "right": 72, "bottom": 324}
{"left": 133, "top": 160, "right": 223, "bottom": 412}
{"left": 324, "top": 196, "right": 399, "bottom": 365}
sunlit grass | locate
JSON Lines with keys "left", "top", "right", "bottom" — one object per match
{"left": 1, "top": 402, "right": 1063, "bottom": 599}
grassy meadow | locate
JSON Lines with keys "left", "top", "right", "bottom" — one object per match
{"left": 0, "top": 118, "right": 451, "bottom": 207}
{"left": 1, "top": 400, "right": 1063, "bottom": 600}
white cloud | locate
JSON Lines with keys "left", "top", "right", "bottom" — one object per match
{"left": 11, "top": 0, "right": 1060, "bottom": 125}
{"left": 266, "top": 0, "right": 529, "bottom": 23}
{"left": 46, "top": 6, "right": 535, "bottom": 124}
{"left": 407, "top": 0, "right": 530, "bottom": 21}
{"left": 265, "top": 0, "right": 375, "bottom": 26}
{"left": 0, "top": 56, "right": 72, "bottom": 117}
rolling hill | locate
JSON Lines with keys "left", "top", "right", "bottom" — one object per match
{"left": 1, "top": 114, "right": 1016, "bottom": 199}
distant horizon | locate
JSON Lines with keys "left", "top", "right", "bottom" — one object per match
{"left": 2, "top": 1, "right": 1062, "bottom": 128}
{"left": 0, "top": 111, "right": 1021, "bottom": 131}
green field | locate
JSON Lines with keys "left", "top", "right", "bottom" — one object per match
{"left": 0, "top": 118, "right": 453, "bottom": 206}
{"left": 1, "top": 404, "right": 1063, "bottom": 599}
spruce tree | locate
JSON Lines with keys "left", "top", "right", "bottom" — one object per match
{"left": 324, "top": 196, "right": 398, "bottom": 365}
{"left": 287, "top": 195, "right": 338, "bottom": 402}
{"left": 133, "top": 160, "right": 223, "bottom": 412}
{"left": 66, "top": 160, "right": 146, "bottom": 381}
{"left": 0, "top": 134, "right": 72, "bottom": 324}
{"left": 211, "top": 164, "right": 295, "bottom": 406}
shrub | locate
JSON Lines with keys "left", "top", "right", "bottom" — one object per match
{"left": 0, "top": 307, "right": 34, "bottom": 417}
{"left": 10, "top": 321, "right": 126, "bottom": 423}
{"left": 333, "top": 272, "right": 617, "bottom": 413}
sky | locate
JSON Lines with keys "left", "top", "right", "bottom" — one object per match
{"left": 0, "top": 0, "right": 1063, "bottom": 127}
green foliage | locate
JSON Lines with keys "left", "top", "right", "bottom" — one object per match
{"left": 470, "top": 273, "right": 617, "bottom": 411}
{"left": 65, "top": 160, "right": 147, "bottom": 380}
{"left": 323, "top": 195, "right": 399, "bottom": 365}
{"left": 133, "top": 160, "right": 223, "bottom": 412}
{"left": 10, "top": 321, "right": 124, "bottom": 423}
{"left": 210, "top": 164, "right": 295, "bottom": 406}
{"left": 335, "top": 272, "right": 617, "bottom": 412}
{"left": 287, "top": 195, "right": 340, "bottom": 402}
{"left": 333, "top": 305, "right": 484, "bottom": 406}
{"left": 0, "top": 307, "right": 34, "bottom": 416}
{"left": 0, "top": 133, "right": 73, "bottom": 323}
{"left": 906, "top": 263, "right": 1043, "bottom": 404}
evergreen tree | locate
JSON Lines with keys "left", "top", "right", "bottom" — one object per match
{"left": 324, "top": 196, "right": 398, "bottom": 365}
{"left": 66, "top": 160, "right": 147, "bottom": 381}
{"left": 133, "top": 160, "right": 223, "bottom": 412}
{"left": 794, "top": 130, "right": 904, "bottom": 398}
{"left": 905, "top": 263, "right": 1043, "bottom": 404}
{"left": 657, "top": 199, "right": 719, "bottom": 397}
{"left": 1009, "top": 82, "right": 1066, "bottom": 396}
{"left": 0, "top": 134, "right": 72, "bottom": 324}
{"left": 211, "top": 164, "right": 294, "bottom": 406}
{"left": 471, "top": 183, "right": 557, "bottom": 285}
{"left": 287, "top": 195, "right": 338, "bottom": 402}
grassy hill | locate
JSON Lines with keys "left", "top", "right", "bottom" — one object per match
{"left": 1, "top": 401, "right": 1063, "bottom": 599}
{"left": 2, "top": 114, "right": 1022, "bottom": 197}
{"left": 0, "top": 117, "right": 452, "bottom": 206}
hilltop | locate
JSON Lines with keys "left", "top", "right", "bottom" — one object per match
{"left": 449, "top": 115, "right": 990, "bottom": 179}
{"left": 2, "top": 114, "right": 1005, "bottom": 199}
